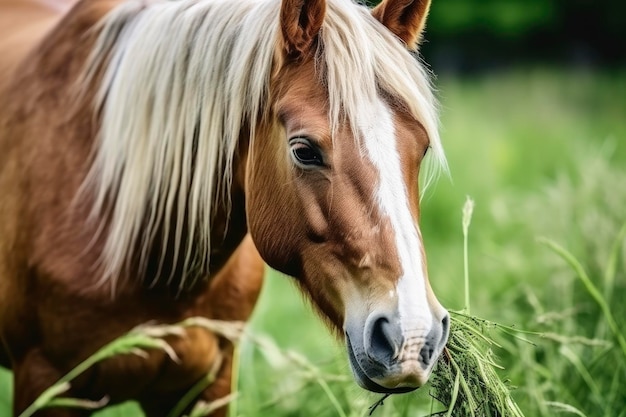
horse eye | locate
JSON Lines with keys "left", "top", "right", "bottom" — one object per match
{"left": 290, "top": 138, "right": 324, "bottom": 168}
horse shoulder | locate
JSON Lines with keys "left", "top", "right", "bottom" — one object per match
{"left": 0, "top": 0, "right": 125, "bottom": 364}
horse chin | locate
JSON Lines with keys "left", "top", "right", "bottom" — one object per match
{"left": 345, "top": 334, "right": 418, "bottom": 394}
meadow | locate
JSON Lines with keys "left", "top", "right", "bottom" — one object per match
{"left": 1, "top": 68, "right": 625, "bottom": 416}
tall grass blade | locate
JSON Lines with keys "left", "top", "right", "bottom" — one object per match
{"left": 545, "top": 401, "right": 589, "bottom": 417}
{"left": 605, "top": 363, "right": 623, "bottom": 417}
{"left": 188, "top": 394, "right": 237, "bottom": 417}
{"left": 167, "top": 353, "right": 224, "bottom": 417}
{"left": 462, "top": 196, "right": 475, "bottom": 314}
{"left": 537, "top": 237, "right": 626, "bottom": 359}
{"left": 602, "top": 222, "right": 626, "bottom": 306}
{"left": 46, "top": 396, "right": 109, "bottom": 410}
{"left": 444, "top": 367, "right": 460, "bottom": 417}
{"left": 558, "top": 346, "right": 603, "bottom": 410}
{"left": 285, "top": 351, "right": 348, "bottom": 417}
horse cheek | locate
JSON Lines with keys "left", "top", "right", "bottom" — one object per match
{"left": 246, "top": 175, "right": 303, "bottom": 278}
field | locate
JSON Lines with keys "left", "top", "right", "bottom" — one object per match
{"left": 1, "top": 68, "right": 625, "bottom": 416}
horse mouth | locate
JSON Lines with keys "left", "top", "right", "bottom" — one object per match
{"left": 345, "top": 334, "right": 417, "bottom": 394}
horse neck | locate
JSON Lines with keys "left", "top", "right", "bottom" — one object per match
{"left": 31, "top": 0, "right": 254, "bottom": 294}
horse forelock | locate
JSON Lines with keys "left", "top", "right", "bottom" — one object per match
{"left": 318, "top": 0, "right": 447, "bottom": 185}
{"left": 82, "top": 0, "right": 446, "bottom": 293}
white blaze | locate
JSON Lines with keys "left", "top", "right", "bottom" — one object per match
{"left": 359, "top": 100, "right": 432, "bottom": 332}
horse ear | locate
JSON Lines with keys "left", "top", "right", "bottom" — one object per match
{"left": 279, "top": 0, "right": 326, "bottom": 59}
{"left": 372, "top": 0, "right": 431, "bottom": 50}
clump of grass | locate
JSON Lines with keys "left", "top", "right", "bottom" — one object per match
{"left": 425, "top": 197, "right": 526, "bottom": 417}
{"left": 429, "top": 313, "right": 526, "bottom": 417}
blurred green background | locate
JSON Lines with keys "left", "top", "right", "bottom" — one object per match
{"left": 2, "top": 0, "right": 626, "bottom": 416}
{"left": 372, "top": 0, "right": 626, "bottom": 73}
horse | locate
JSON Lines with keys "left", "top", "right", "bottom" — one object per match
{"left": 0, "top": 0, "right": 450, "bottom": 415}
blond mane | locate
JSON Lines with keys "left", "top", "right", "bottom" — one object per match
{"left": 82, "top": 0, "right": 446, "bottom": 292}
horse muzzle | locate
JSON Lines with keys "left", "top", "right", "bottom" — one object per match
{"left": 344, "top": 309, "right": 450, "bottom": 393}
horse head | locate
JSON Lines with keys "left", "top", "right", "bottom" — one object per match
{"left": 246, "top": 0, "right": 449, "bottom": 393}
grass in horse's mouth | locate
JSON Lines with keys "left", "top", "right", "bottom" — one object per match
{"left": 369, "top": 197, "right": 527, "bottom": 416}
{"left": 429, "top": 312, "right": 527, "bottom": 417}
{"left": 367, "top": 312, "right": 527, "bottom": 417}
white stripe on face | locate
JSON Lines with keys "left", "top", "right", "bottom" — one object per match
{"left": 359, "top": 100, "right": 432, "bottom": 332}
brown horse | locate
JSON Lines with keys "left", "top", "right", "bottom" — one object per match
{"left": 0, "top": 0, "right": 450, "bottom": 415}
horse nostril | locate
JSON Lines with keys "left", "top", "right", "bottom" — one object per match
{"left": 419, "top": 340, "right": 435, "bottom": 366}
{"left": 440, "top": 314, "right": 450, "bottom": 346}
{"left": 367, "top": 316, "right": 399, "bottom": 364}
{"left": 419, "top": 313, "right": 450, "bottom": 368}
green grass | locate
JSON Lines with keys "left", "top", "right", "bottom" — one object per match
{"left": 1, "top": 68, "right": 625, "bottom": 416}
